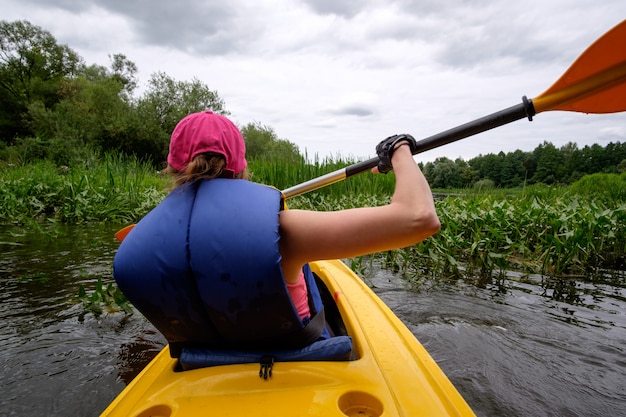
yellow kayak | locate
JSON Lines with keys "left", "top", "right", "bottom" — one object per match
{"left": 101, "top": 259, "right": 475, "bottom": 417}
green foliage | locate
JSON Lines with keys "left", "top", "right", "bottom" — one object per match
{"left": 2, "top": 148, "right": 625, "bottom": 305}
{"left": 287, "top": 178, "right": 624, "bottom": 285}
{"left": 531, "top": 141, "right": 564, "bottom": 184}
{"left": 399, "top": 193, "right": 625, "bottom": 284}
{"left": 463, "top": 141, "right": 626, "bottom": 189}
{"left": 422, "top": 157, "right": 475, "bottom": 188}
{"left": 5, "top": 20, "right": 624, "bottom": 319}
{"left": 569, "top": 172, "right": 626, "bottom": 203}
{"left": 108, "top": 53, "right": 138, "bottom": 98}
{"left": 25, "top": 69, "right": 129, "bottom": 165}
{"left": 2, "top": 19, "right": 625, "bottom": 189}
{"left": 78, "top": 277, "right": 133, "bottom": 317}
{"left": 137, "top": 71, "right": 228, "bottom": 134}
{"left": 473, "top": 179, "right": 495, "bottom": 190}
{"left": 0, "top": 20, "right": 238, "bottom": 167}
{"left": 241, "top": 122, "right": 302, "bottom": 164}
{"left": 249, "top": 153, "right": 396, "bottom": 199}
{"left": 0, "top": 153, "right": 167, "bottom": 225}
{"left": 0, "top": 20, "right": 83, "bottom": 142}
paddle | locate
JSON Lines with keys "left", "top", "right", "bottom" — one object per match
{"left": 115, "top": 225, "right": 134, "bottom": 242}
{"left": 282, "top": 19, "right": 626, "bottom": 199}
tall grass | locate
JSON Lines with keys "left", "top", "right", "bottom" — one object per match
{"left": 0, "top": 154, "right": 167, "bottom": 225}
{"left": 249, "top": 155, "right": 397, "bottom": 199}
{"left": 2, "top": 154, "right": 624, "bottom": 285}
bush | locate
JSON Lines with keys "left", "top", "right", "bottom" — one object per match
{"left": 570, "top": 172, "right": 626, "bottom": 203}
{"left": 473, "top": 179, "right": 495, "bottom": 190}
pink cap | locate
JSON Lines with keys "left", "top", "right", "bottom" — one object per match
{"left": 167, "top": 110, "right": 247, "bottom": 176}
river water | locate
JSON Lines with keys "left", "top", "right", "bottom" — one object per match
{"left": 1, "top": 224, "right": 625, "bottom": 416}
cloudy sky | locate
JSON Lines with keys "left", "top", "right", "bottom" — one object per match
{"left": 4, "top": 0, "right": 626, "bottom": 162}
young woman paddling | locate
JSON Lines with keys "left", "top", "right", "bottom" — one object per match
{"left": 113, "top": 110, "right": 440, "bottom": 356}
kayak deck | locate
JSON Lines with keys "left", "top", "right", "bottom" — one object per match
{"left": 101, "top": 259, "right": 475, "bottom": 417}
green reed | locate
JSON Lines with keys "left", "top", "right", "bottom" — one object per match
{"left": 0, "top": 154, "right": 167, "bottom": 225}
{"left": 3, "top": 154, "right": 624, "bottom": 287}
{"left": 249, "top": 155, "right": 396, "bottom": 199}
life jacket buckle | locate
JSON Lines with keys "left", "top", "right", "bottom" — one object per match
{"left": 259, "top": 355, "right": 275, "bottom": 380}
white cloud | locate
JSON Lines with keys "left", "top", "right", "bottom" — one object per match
{"left": 3, "top": 0, "right": 626, "bottom": 162}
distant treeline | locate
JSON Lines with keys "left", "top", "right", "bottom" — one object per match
{"left": 422, "top": 140, "right": 626, "bottom": 189}
{"left": 1, "top": 20, "right": 624, "bottom": 190}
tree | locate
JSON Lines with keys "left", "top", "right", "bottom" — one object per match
{"left": 434, "top": 157, "right": 458, "bottom": 188}
{"left": 500, "top": 149, "right": 528, "bottom": 187}
{"left": 560, "top": 141, "right": 585, "bottom": 181}
{"left": 455, "top": 157, "right": 479, "bottom": 187}
{"left": 579, "top": 143, "right": 607, "bottom": 174}
{"left": 531, "top": 141, "right": 564, "bottom": 184}
{"left": 0, "top": 20, "right": 83, "bottom": 142}
{"left": 475, "top": 153, "right": 503, "bottom": 186}
{"left": 108, "top": 53, "right": 138, "bottom": 99}
{"left": 25, "top": 61, "right": 135, "bottom": 165}
{"left": 603, "top": 142, "right": 626, "bottom": 173}
{"left": 137, "top": 72, "right": 228, "bottom": 135}
{"left": 240, "top": 121, "right": 302, "bottom": 163}
{"left": 123, "top": 72, "right": 231, "bottom": 165}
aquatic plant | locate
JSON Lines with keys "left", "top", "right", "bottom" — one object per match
{"left": 0, "top": 154, "right": 167, "bottom": 225}
{"left": 400, "top": 194, "right": 625, "bottom": 284}
{"left": 78, "top": 277, "right": 133, "bottom": 317}
{"left": 2, "top": 154, "right": 624, "bottom": 294}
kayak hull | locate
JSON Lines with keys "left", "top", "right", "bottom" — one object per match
{"left": 101, "top": 259, "right": 475, "bottom": 417}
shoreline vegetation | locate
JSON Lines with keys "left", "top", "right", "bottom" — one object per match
{"left": 2, "top": 154, "right": 624, "bottom": 288}
{"left": 1, "top": 19, "right": 624, "bottom": 316}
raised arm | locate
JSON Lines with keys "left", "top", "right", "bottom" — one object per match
{"left": 279, "top": 136, "right": 440, "bottom": 283}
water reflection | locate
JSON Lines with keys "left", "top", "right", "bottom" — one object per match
{"left": 364, "top": 265, "right": 626, "bottom": 417}
{"left": 115, "top": 329, "right": 164, "bottom": 385}
{"left": 541, "top": 276, "right": 583, "bottom": 304}
{"left": 1, "top": 224, "right": 625, "bottom": 416}
{"left": 0, "top": 223, "right": 166, "bottom": 416}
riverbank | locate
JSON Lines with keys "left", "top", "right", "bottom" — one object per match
{"left": 1, "top": 156, "right": 625, "bottom": 285}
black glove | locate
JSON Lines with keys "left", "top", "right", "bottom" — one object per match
{"left": 375, "top": 134, "right": 418, "bottom": 174}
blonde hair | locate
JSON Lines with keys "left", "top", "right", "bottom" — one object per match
{"left": 168, "top": 153, "right": 248, "bottom": 189}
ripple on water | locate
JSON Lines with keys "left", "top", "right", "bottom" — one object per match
{"left": 2, "top": 224, "right": 625, "bottom": 417}
{"left": 1, "top": 224, "right": 166, "bottom": 416}
{"left": 367, "top": 267, "right": 626, "bottom": 417}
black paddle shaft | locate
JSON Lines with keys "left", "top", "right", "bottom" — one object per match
{"left": 345, "top": 96, "right": 536, "bottom": 177}
{"left": 282, "top": 96, "right": 535, "bottom": 198}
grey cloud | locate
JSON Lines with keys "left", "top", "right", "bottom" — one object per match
{"left": 12, "top": 0, "right": 622, "bottom": 69}
{"left": 14, "top": 0, "right": 256, "bottom": 55}
{"left": 301, "top": 0, "right": 367, "bottom": 18}
{"left": 329, "top": 105, "right": 375, "bottom": 117}
{"left": 94, "top": 0, "right": 241, "bottom": 54}
{"left": 394, "top": 0, "right": 463, "bottom": 16}
{"left": 389, "top": 1, "right": 582, "bottom": 70}
{"left": 436, "top": 24, "right": 565, "bottom": 69}
{"left": 16, "top": 0, "right": 91, "bottom": 12}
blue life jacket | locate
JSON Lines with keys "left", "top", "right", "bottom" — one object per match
{"left": 113, "top": 179, "right": 330, "bottom": 358}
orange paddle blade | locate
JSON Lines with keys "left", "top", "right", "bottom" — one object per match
{"left": 114, "top": 224, "right": 136, "bottom": 242}
{"left": 533, "top": 19, "right": 626, "bottom": 114}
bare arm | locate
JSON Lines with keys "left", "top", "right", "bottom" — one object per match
{"left": 279, "top": 145, "right": 440, "bottom": 282}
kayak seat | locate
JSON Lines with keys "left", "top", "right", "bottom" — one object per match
{"left": 177, "top": 273, "right": 353, "bottom": 374}
{"left": 178, "top": 335, "right": 353, "bottom": 372}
